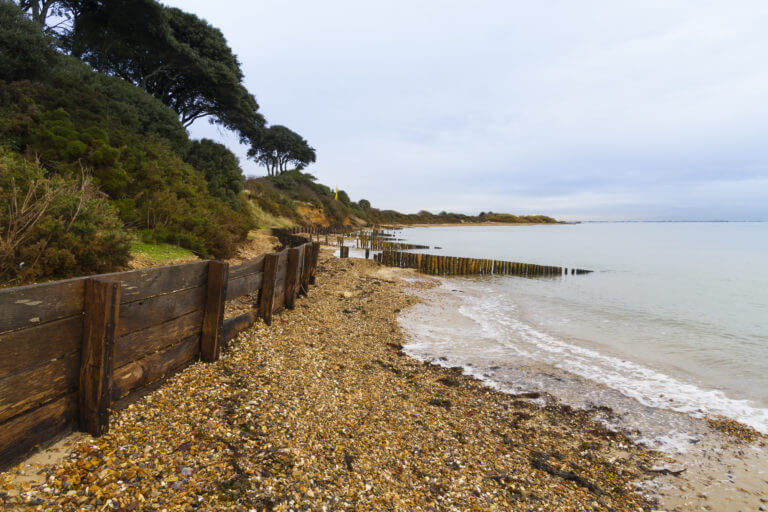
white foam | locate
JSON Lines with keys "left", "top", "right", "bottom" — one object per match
{"left": 402, "top": 281, "right": 768, "bottom": 437}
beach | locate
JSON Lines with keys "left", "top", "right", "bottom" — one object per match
{"left": 1, "top": 250, "right": 661, "bottom": 511}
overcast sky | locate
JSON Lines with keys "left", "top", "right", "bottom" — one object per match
{"left": 163, "top": 0, "right": 768, "bottom": 220}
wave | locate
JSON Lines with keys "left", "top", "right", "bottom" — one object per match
{"left": 400, "top": 280, "right": 768, "bottom": 439}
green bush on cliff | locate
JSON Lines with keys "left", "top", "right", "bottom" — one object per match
{"left": 0, "top": 58, "right": 253, "bottom": 260}
{"left": 0, "top": 150, "right": 131, "bottom": 285}
{"left": 0, "top": 0, "right": 58, "bottom": 82}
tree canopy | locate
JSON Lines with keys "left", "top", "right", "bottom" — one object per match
{"left": 0, "top": 0, "right": 59, "bottom": 81}
{"left": 248, "top": 125, "right": 316, "bottom": 176}
{"left": 184, "top": 139, "right": 244, "bottom": 205}
{"left": 25, "top": 0, "right": 263, "bottom": 141}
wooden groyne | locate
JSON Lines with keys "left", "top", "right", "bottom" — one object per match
{"left": 0, "top": 239, "right": 320, "bottom": 470}
{"left": 374, "top": 250, "right": 592, "bottom": 277}
{"left": 353, "top": 232, "right": 429, "bottom": 251}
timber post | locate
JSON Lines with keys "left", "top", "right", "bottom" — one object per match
{"left": 309, "top": 242, "right": 320, "bottom": 284}
{"left": 200, "top": 261, "right": 229, "bottom": 362}
{"left": 285, "top": 247, "right": 301, "bottom": 309}
{"left": 259, "top": 253, "right": 280, "bottom": 325}
{"left": 79, "top": 278, "right": 121, "bottom": 436}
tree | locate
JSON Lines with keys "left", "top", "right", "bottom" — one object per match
{"left": 185, "top": 139, "right": 244, "bottom": 204}
{"left": 247, "top": 125, "right": 316, "bottom": 176}
{"left": 0, "top": 0, "right": 59, "bottom": 81}
{"left": 358, "top": 199, "right": 371, "bottom": 210}
{"left": 15, "top": 0, "right": 69, "bottom": 30}
{"left": 64, "top": 0, "right": 264, "bottom": 140}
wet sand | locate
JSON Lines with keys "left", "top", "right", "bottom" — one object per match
{"left": 399, "top": 272, "right": 768, "bottom": 511}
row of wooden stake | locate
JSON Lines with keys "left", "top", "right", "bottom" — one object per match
{"left": 374, "top": 250, "right": 591, "bottom": 277}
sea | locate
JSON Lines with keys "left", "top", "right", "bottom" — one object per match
{"left": 394, "top": 222, "right": 768, "bottom": 450}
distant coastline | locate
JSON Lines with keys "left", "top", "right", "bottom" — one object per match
{"left": 387, "top": 221, "right": 578, "bottom": 228}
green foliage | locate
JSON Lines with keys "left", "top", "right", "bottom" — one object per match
{"left": 0, "top": 150, "right": 131, "bottom": 284}
{"left": 0, "top": 1, "right": 59, "bottom": 81}
{"left": 66, "top": 0, "right": 263, "bottom": 139}
{"left": 244, "top": 177, "right": 301, "bottom": 222}
{"left": 248, "top": 125, "right": 316, "bottom": 176}
{"left": 184, "top": 139, "right": 244, "bottom": 205}
{"left": 358, "top": 199, "right": 371, "bottom": 210}
{"left": 336, "top": 189, "right": 351, "bottom": 206}
{"left": 0, "top": 61, "right": 253, "bottom": 259}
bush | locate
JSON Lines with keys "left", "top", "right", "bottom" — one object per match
{"left": 184, "top": 139, "right": 244, "bottom": 206}
{"left": 0, "top": 70, "right": 253, "bottom": 259}
{"left": 0, "top": 151, "right": 131, "bottom": 285}
{"left": 0, "top": 1, "right": 59, "bottom": 82}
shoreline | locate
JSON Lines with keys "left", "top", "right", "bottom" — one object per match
{"left": 2, "top": 250, "right": 764, "bottom": 510}
{"left": 1, "top": 250, "right": 656, "bottom": 511}
{"left": 399, "top": 271, "right": 768, "bottom": 511}
{"left": 384, "top": 222, "right": 576, "bottom": 228}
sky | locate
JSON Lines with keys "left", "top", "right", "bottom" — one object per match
{"left": 163, "top": 0, "right": 768, "bottom": 221}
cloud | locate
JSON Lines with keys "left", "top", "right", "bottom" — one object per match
{"left": 165, "top": 0, "right": 768, "bottom": 220}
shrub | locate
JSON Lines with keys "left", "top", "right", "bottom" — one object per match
{"left": 0, "top": 1, "right": 59, "bottom": 82}
{"left": 184, "top": 139, "right": 244, "bottom": 206}
{"left": 0, "top": 151, "right": 131, "bottom": 285}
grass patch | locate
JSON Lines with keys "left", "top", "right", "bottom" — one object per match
{"left": 130, "top": 240, "right": 197, "bottom": 265}
{"left": 248, "top": 202, "right": 296, "bottom": 229}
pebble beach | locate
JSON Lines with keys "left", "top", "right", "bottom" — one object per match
{"left": 1, "top": 250, "right": 665, "bottom": 511}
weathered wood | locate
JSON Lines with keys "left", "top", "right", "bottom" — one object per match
{"left": 112, "top": 335, "right": 199, "bottom": 401}
{"left": 259, "top": 253, "right": 279, "bottom": 325}
{"left": 226, "top": 272, "right": 263, "bottom": 301}
{"left": 200, "top": 261, "right": 228, "bottom": 362}
{"left": 223, "top": 310, "right": 259, "bottom": 343}
{"left": 284, "top": 247, "right": 301, "bottom": 309}
{"left": 114, "top": 310, "right": 203, "bottom": 368}
{"left": 228, "top": 255, "right": 265, "bottom": 279}
{"left": 0, "top": 278, "right": 85, "bottom": 335}
{"left": 79, "top": 278, "right": 120, "bottom": 436}
{"left": 309, "top": 242, "right": 320, "bottom": 284}
{"left": 0, "top": 315, "right": 82, "bottom": 380}
{"left": 299, "top": 243, "right": 312, "bottom": 294}
{"left": 113, "top": 261, "right": 208, "bottom": 304}
{"left": 0, "top": 352, "right": 80, "bottom": 424}
{"left": 0, "top": 393, "right": 77, "bottom": 471}
{"left": 117, "top": 285, "right": 206, "bottom": 337}
{"left": 271, "top": 250, "right": 289, "bottom": 313}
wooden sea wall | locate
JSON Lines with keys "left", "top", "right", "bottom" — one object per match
{"left": 0, "top": 240, "right": 320, "bottom": 470}
{"left": 374, "top": 250, "right": 591, "bottom": 277}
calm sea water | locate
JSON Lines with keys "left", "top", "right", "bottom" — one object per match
{"left": 395, "top": 223, "right": 768, "bottom": 438}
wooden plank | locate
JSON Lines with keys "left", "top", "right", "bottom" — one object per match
{"left": 114, "top": 310, "right": 203, "bottom": 368}
{"left": 228, "top": 255, "right": 265, "bottom": 279}
{"left": 117, "top": 285, "right": 206, "bottom": 337}
{"left": 299, "top": 243, "right": 312, "bottom": 294}
{"left": 309, "top": 242, "right": 320, "bottom": 284}
{"left": 200, "top": 261, "right": 228, "bottom": 362}
{"left": 258, "top": 253, "right": 279, "bottom": 326}
{"left": 79, "top": 278, "right": 120, "bottom": 436}
{"left": 113, "top": 261, "right": 208, "bottom": 304}
{"left": 0, "top": 315, "right": 82, "bottom": 380}
{"left": 223, "top": 310, "right": 259, "bottom": 344}
{"left": 0, "top": 278, "right": 85, "bottom": 335}
{"left": 0, "top": 352, "right": 80, "bottom": 424}
{"left": 284, "top": 246, "right": 302, "bottom": 309}
{"left": 273, "top": 278, "right": 286, "bottom": 312}
{"left": 111, "top": 356, "right": 197, "bottom": 413}
{"left": 226, "top": 271, "right": 263, "bottom": 301}
{"left": 0, "top": 393, "right": 77, "bottom": 471}
{"left": 112, "top": 335, "right": 200, "bottom": 401}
